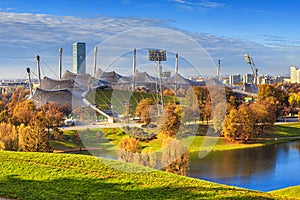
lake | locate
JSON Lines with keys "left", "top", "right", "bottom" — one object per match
{"left": 189, "top": 140, "right": 300, "bottom": 192}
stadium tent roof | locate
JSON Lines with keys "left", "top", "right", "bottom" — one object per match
{"left": 166, "top": 73, "right": 206, "bottom": 86}
{"left": 62, "top": 70, "right": 105, "bottom": 87}
{"left": 40, "top": 76, "right": 77, "bottom": 90}
{"left": 95, "top": 68, "right": 122, "bottom": 85}
{"left": 166, "top": 73, "right": 190, "bottom": 85}
{"left": 118, "top": 71, "right": 157, "bottom": 84}
{"left": 31, "top": 88, "right": 85, "bottom": 108}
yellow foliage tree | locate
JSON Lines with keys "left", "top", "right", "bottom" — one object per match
{"left": 0, "top": 122, "right": 18, "bottom": 150}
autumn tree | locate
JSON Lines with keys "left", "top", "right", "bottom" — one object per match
{"left": 11, "top": 100, "right": 36, "bottom": 126}
{"left": 288, "top": 93, "right": 300, "bottom": 108}
{"left": 118, "top": 137, "right": 142, "bottom": 163}
{"left": 0, "top": 122, "right": 18, "bottom": 150}
{"left": 258, "top": 84, "right": 288, "bottom": 117}
{"left": 223, "top": 100, "right": 276, "bottom": 142}
{"left": 38, "top": 102, "right": 64, "bottom": 133}
{"left": 202, "top": 101, "right": 212, "bottom": 124}
{"left": 249, "top": 101, "right": 276, "bottom": 135}
{"left": 61, "top": 103, "right": 72, "bottom": 118}
{"left": 212, "top": 102, "right": 227, "bottom": 133}
{"left": 7, "top": 86, "right": 30, "bottom": 116}
{"left": 222, "top": 104, "right": 255, "bottom": 142}
{"left": 18, "top": 124, "right": 50, "bottom": 152}
{"left": 161, "top": 103, "right": 182, "bottom": 137}
{"left": 161, "top": 139, "right": 189, "bottom": 176}
{"left": 182, "top": 105, "right": 200, "bottom": 124}
{"left": 135, "top": 98, "right": 154, "bottom": 125}
{"left": 163, "top": 88, "right": 175, "bottom": 96}
{"left": 238, "top": 104, "right": 255, "bottom": 141}
{"left": 222, "top": 109, "right": 239, "bottom": 141}
{"left": 226, "top": 95, "right": 238, "bottom": 114}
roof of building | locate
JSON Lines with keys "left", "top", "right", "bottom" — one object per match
{"left": 31, "top": 88, "right": 85, "bottom": 108}
{"left": 40, "top": 76, "right": 77, "bottom": 90}
{"left": 63, "top": 70, "right": 99, "bottom": 88}
{"left": 95, "top": 68, "right": 122, "bottom": 84}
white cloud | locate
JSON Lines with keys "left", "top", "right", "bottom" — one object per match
{"left": 170, "top": 0, "right": 228, "bottom": 9}
{"left": 0, "top": 12, "right": 299, "bottom": 79}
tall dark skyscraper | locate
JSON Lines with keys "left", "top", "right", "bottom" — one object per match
{"left": 73, "top": 42, "right": 86, "bottom": 74}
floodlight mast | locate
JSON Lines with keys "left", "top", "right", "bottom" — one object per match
{"left": 175, "top": 53, "right": 179, "bottom": 93}
{"left": 132, "top": 48, "right": 136, "bottom": 92}
{"left": 26, "top": 67, "right": 33, "bottom": 96}
{"left": 93, "top": 47, "right": 98, "bottom": 77}
{"left": 148, "top": 49, "right": 166, "bottom": 114}
{"left": 244, "top": 54, "right": 258, "bottom": 85}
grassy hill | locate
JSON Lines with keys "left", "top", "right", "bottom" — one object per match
{"left": 0, "top": 151, "right": 292, "bottom": 200}
{"left": 270, "top": 186, "right": 300, "bottom": 199}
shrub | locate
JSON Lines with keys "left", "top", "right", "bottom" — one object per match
{"left": 122, "top": 126, "right": 156, "bottom": 141}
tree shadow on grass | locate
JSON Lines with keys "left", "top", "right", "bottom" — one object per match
{"left": 274, "top": 124, "right": 300, "bottom": 137}
{"left": 0, "top": 175, "right": 275, "bottom": 200}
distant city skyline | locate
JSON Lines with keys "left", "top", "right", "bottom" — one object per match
{"left": 0, "top": 0, "right": 300, "bottom": 79}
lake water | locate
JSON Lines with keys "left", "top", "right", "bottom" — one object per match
{"left": 189, "top": 140, "right": 300, "bottom": 192}
{"left": 79, "top": 139, "right": 300, "bottom": 192}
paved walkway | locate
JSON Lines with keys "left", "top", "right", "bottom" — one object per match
{"left": 61, "top": 121, "right": 142, "bottom": 131}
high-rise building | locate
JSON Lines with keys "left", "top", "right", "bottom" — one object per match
{"left": 290, "top": 66, "right": 300, "bottom": 83}
{"left": 229, "top": 74, "right": 241, "bottom": 85}
{"left": 243, "top": 74, "right": 254, "bottom": 84}
{"left": 73, "top": 42, "right": 86, "bottom": 74}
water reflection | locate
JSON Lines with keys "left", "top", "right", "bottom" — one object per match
{"left": 189, "top": 140, "right": 300, "bottom": 191}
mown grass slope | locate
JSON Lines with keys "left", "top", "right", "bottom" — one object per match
{"left": 0, "top": 151, "right": 291, "bottom": 200}
{"left": 272, "top": 122, "right": 300, "bottom": 137}
{"left": 86, "top": 89, "right": 176, "bottom": 114}
{"left": 270, "top": 185, "right": 300, "bottom": 199}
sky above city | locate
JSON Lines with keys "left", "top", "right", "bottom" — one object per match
{"left": 1, "top": 0, "right": 300, "bottom": 79}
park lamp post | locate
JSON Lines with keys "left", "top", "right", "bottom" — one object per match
{"left": 148, "top": 49, "right": 166, "bottom": 114}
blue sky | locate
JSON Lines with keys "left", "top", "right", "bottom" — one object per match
{"left": 0, "top": 0, "right": 300, "bottom": 79}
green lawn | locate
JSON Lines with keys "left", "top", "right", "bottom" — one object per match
{"left": 0, "top": 151, "right": 291, "bottom": 200}
{"left": 55, "top": 122, "right": 300, "bottom": 154}
{"left": 85, "top": 89, "right": 176, "bottom": 115}
{"left": 272, "top": 122, "right": 300, "bottom": 137}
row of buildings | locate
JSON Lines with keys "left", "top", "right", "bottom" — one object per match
{"left": 226, "top": 74, "right": 285, "bottom": 86}
{"left": 226, "top": 66, "right": 300, "bottom": 86}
